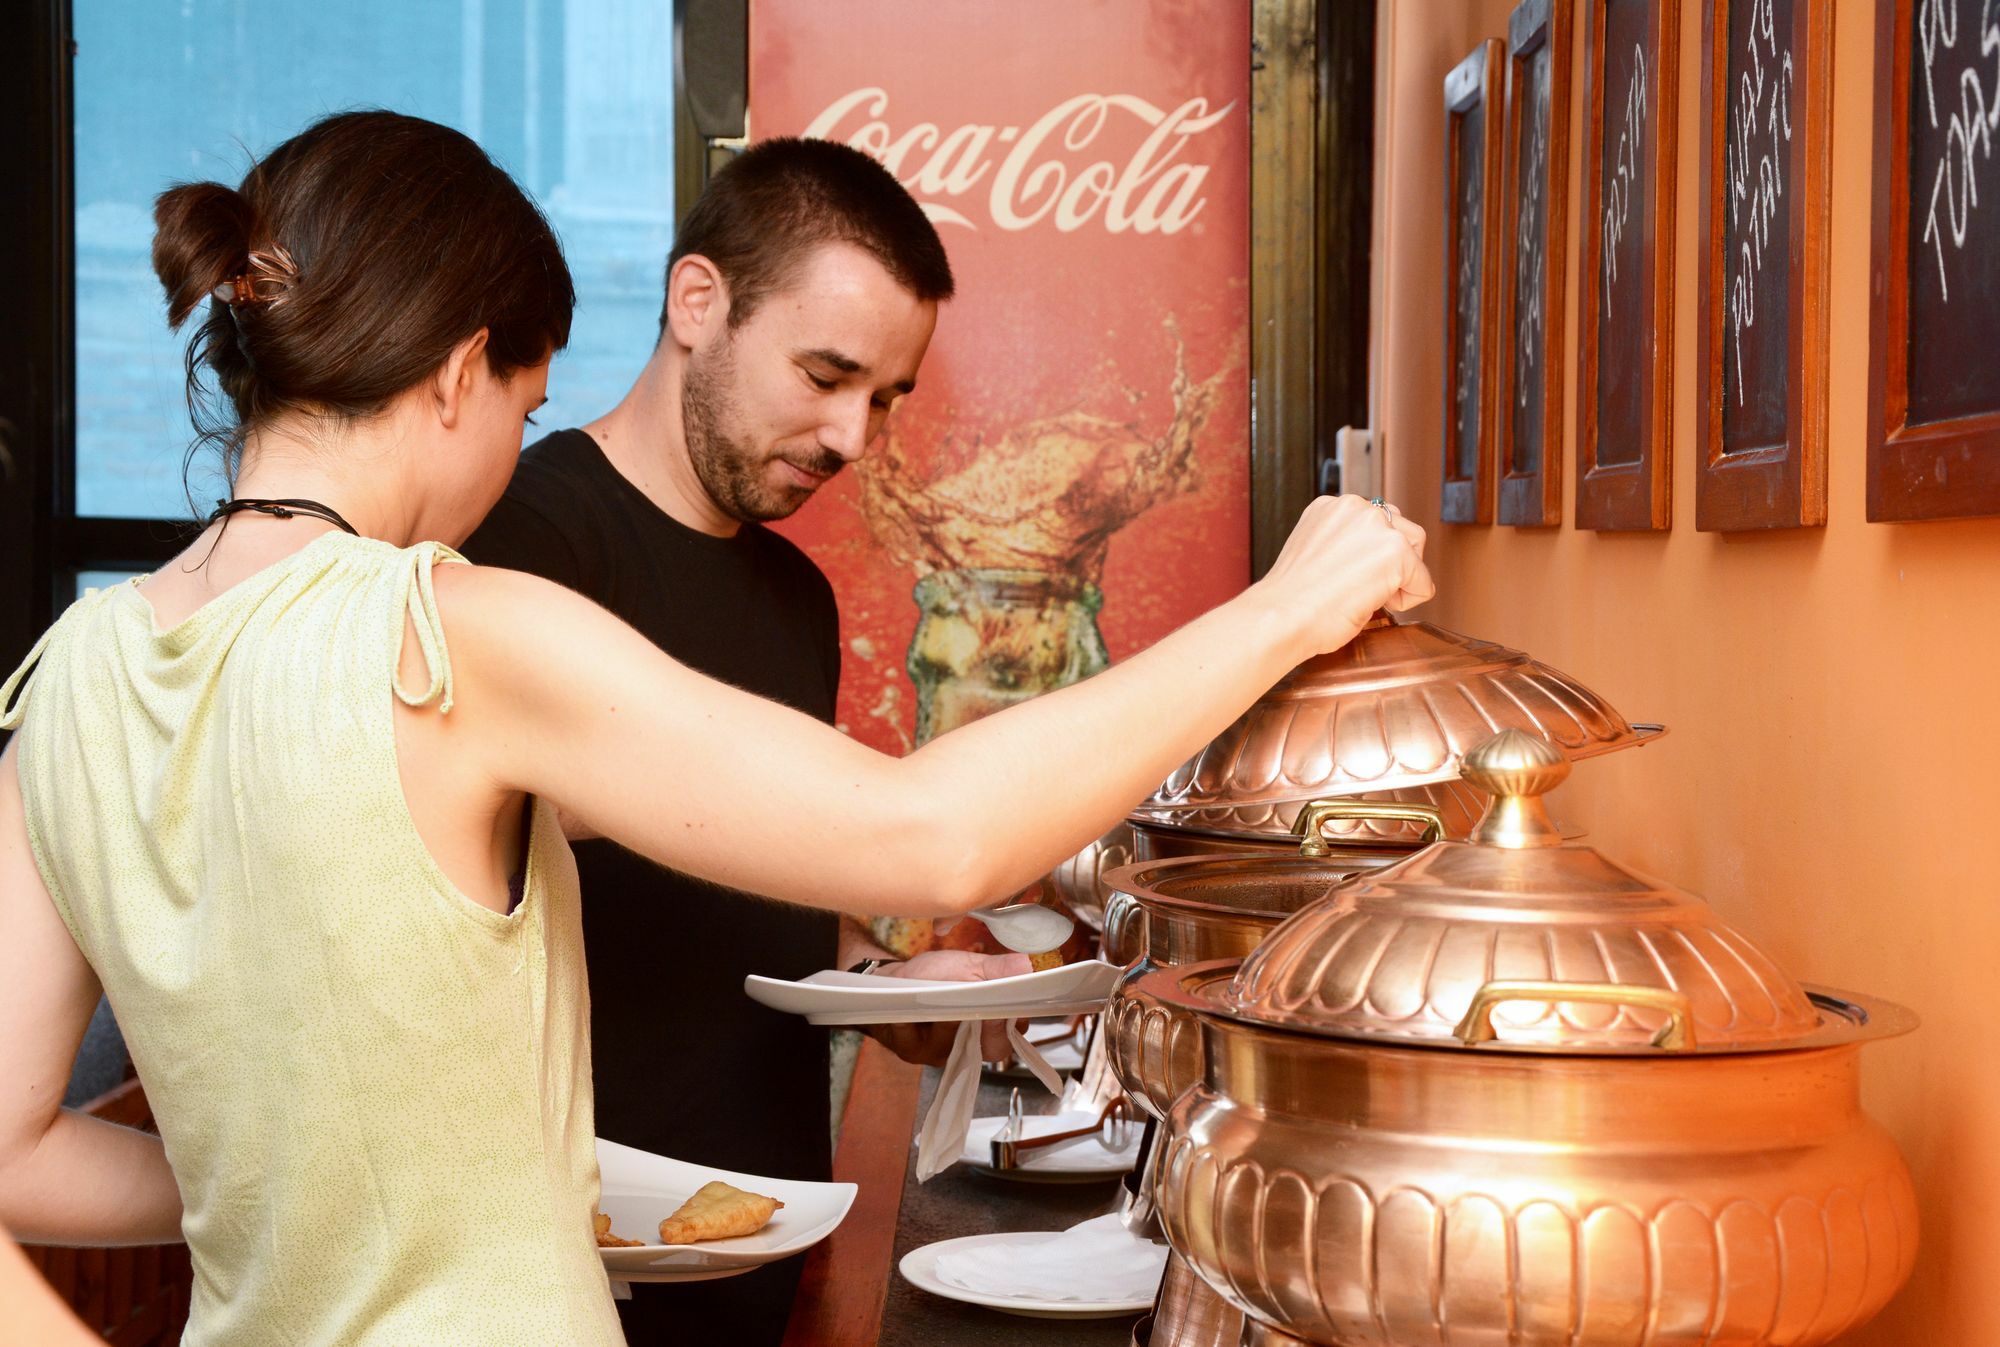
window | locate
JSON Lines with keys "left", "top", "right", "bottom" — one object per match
{"left": 72, "top": 0, "right": 676, "bottom": 523}
{"left": 75, "top": 569, "right": 140, "bottom": 602}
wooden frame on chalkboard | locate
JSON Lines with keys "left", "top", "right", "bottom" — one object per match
{"left": 1496, "top": 0, "right": 1573, "bottom": 527}
{"left": 1576, "top": 0, "right": 1677, "bottom": 531}
{"left": 1868, "top": 0, "right": 2000, "bottom": 521}
{"left": 1442, "top": 40, "right": 1505, "bottom": 525}
{"left": 1695, "top": 0, "right": 1831, "bottom": 531}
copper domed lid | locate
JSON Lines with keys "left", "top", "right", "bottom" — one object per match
{"left": 1225, "top": 730, "right": 1832, "bottom": 1054}
{"left": 1131, "top": 615, "right": 1662, "bottom": 844}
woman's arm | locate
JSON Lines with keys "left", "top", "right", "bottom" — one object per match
{"left": 0, "top": 745, "right": 184, "bottom": 1247}
{"left": 448, "top": 495, "right": 1429, "bottom": 918}
{"left": 0, "top": 1224, "right": 100, "bottom": 1346}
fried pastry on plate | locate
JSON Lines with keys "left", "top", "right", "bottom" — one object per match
{"left": 1029, "top": 948, "right": 1066, "bottom": 972}
{"left": 657, "top": 1181, "right": 784, "bottom": 1244}
{"left": 593, "top": 1210, "right": 644, "bottom": 1248}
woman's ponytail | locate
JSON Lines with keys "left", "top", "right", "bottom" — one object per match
{"left": 151, "top": 181, "right": 256, "bottom": 329}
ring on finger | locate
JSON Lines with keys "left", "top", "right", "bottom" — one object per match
{"left": 1368, "top": 496, "right": 1395, "bottom": 518}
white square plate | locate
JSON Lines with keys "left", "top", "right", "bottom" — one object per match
{"left": 743, "top": 960, "right": 1121, "bottom": 1025}
{"left": 595, "top": 1137, "right": 857, "bottom": 1283}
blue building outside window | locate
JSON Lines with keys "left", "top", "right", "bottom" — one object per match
{"left": 75, "top": 0, "right": 676, "bottom": 519}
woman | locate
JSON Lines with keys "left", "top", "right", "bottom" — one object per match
{"left": 0, "top": 111, "right": 1429, "bottom": 1344}
{"left": 0, "top": 1225, "right": 97, "bottom": 1346}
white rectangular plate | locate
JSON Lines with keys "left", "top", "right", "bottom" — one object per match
{"left": 743, "top": 961, "right": 1122, "bottom": 1025}
{"left": 595, "top": 1137, "right": 857, "bottom": 1283}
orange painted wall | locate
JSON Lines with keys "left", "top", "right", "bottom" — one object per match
{"left": 1372, "top": 1, "right": 2000, "bottom": 1341}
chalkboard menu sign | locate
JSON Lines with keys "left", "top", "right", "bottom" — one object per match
{"left": 1442, "top": 40, "right": 1505, "bottom": 525}
{"left": 1577, "top": 0, "right": 1677, "bottom": 530}
{"left": 1497, "top": 0, "right": 1573, "bottom": 527}
{"left": 1869, "top": 0, "right": 2000, "bottom": 520}
{"left": 1695, "top": 0, "right": 1831, "bottom": 530}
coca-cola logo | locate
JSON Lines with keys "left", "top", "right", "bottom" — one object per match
{"left": 802, "top": 88, "right": 1236, "bottom": 235}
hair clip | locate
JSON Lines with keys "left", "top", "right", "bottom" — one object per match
{"left": 246, "top": 245, "right": 299, "bottom": 303}
{"left": 212, "top": 245, "right": 299, "bottom": 310}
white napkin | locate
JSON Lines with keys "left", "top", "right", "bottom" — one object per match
{"left": 934, "top": 1213, "right": 1169, "bottom": 1303}
{"left": 915, "top": 1021, "right": 1062, "bottom": 1181}
{"left": 1058, "top": 1020, "right": 1122, "bottom": 1115}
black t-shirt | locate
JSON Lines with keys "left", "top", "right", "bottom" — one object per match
{"left": 462, "top": 428, "right": 841, "bottom": 1344}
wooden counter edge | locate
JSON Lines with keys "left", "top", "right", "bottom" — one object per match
{"left": 781, "top": 1037, "right": 924, "bottom": 1347}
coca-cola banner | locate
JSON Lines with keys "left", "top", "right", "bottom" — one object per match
{"left": 754, "top": 0, "right": 1252, "bottom": 757}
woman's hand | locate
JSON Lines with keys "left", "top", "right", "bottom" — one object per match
{"left": 863, "top": 951, "right": 1032, "bottom": 1066}
{"left": 1, "top": 1225, "right": 101, "bottom": 1344}
{"left": 1250, "top": 495, "right": 1434, "bottom": 664}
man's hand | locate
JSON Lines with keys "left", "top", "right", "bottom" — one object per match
{"left": 862, "top": 949, "right": 1031, "bottom": 1068}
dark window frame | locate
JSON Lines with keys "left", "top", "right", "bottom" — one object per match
{"left": 2, "top": 0, "right": 73, "bottom": 679}
{"left": 3, "top": 0, "right": 194, "bottom": 696}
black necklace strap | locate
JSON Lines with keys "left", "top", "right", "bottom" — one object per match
{"left": 207, "top": 497, "right": 360, "bottom": 536}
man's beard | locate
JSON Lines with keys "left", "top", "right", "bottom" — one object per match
{"left": 682, "top": 335, "right": 846, "bottom": 523}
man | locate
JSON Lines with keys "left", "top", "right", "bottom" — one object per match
{"left": 463, "top": 138, "right": 1022, "bottom": 1345}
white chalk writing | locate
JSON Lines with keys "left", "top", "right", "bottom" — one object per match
{"left": 1725, "top": 0, "right": 1794, "bottom": 404}
{"left": 1602, "top": 44, "right": 1649, "bottom": 321}
{"left": 1454, "top": 117, "right": 1484, "bottom": 467}
{"left": 1515, "top": 53, "right": 1549, "bottom": 411}
{"left": 802, "top": 88, "right": 1236, "bottom": 235}
{"left": 1917, "top": 0, "right": 2000, "bottom": 302}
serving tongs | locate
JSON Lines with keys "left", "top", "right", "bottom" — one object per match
{"left": 988, "top": 1088, "right": 1136, "bottom": 1171}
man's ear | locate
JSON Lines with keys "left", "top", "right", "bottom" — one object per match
{"left": 665, "top": 255, "right": 731, "bottom": 350}
{"left": 432, "top": 328, "right": 493, "bottom": 429}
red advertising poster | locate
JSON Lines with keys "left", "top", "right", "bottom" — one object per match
{"left": 752, "top": 1, "right": 1252, "bottom": 772}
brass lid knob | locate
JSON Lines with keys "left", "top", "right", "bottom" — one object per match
{"left": 1462, "top": 729, "right": 1568, "bottom": 849}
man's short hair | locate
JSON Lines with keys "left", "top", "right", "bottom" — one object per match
{"left": 662, "top": 137, "right": 955, "bottom": 332}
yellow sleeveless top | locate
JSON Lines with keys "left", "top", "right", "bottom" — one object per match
{"left": 0, "top": 532, "right": 623, "bottom": 1346}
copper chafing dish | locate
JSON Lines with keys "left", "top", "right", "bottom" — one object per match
{"left": 1143, "top": 731, "right": 1918, "bottom": 1347}
{"left": 1081, "top": 612, "right": 1662, "bottom": 943}
{"left": 1128, "top": 612, "right": 1663, "bottom": 856}
{"left": 1099, "top": 799, "right": 1441, "bottom": 966}
{"left": 1103, "top": 806, "right": 1443, "bottom": 1118}
{"left": 1094, "top": 614, "right": 1659, "bottom": 1347}
{"left": 1084, "top": 617, "right": 1660, "bottom": 1347}
{"left": 1093, "top": 611, "right": 1664, "bottom": 956}
{"left": 1099, "top": 811, "right": 1440, "bottom": 1347}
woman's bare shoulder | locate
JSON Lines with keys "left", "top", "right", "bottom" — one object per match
{"left": 425, "top": 558, "right": 666, "bottom": 709}
{"left": 432, "top": 555, "right": 584, "bottom": 615}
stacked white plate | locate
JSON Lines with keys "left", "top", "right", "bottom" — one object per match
{"left": 744, "top": 960, "right": 1121, "bottom": 1026}
{"left": 900, "top": 1214, "right": 1166, "bottom": 1318}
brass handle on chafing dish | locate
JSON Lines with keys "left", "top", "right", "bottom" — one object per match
{"left": 1453, "top": 980, "right": 1698, "bottom": 1051}
{"left": 1291, "top": 800, "right": 1446, "bottom": 857}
